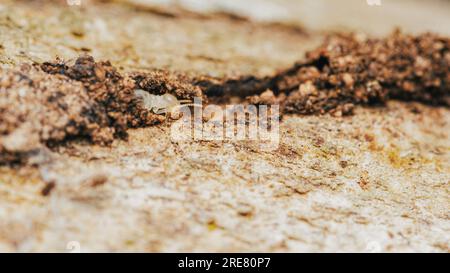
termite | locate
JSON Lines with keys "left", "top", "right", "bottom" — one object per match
{"left": 134, "top": 89, "right": 201, "bottom": 117}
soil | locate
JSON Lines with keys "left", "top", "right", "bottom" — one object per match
{"left": 1, "top": 31, "right": 448, "bottom": 163}
{"left": 275, "top": 31, "right": 450, "bottom": 116}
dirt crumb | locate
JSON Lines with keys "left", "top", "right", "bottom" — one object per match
{"left": 132, "top": 70, "right": 203, "bottom": 100}
{"left": 247, "top": 89, "right": 283, "bottom": 105}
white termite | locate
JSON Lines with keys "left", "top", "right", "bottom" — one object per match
{"left": 134, "top": 89, "right": 199, "bottom": 116}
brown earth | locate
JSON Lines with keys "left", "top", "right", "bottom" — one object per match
{"left": 2, "top": 31, "right": 448, "bottom": 163}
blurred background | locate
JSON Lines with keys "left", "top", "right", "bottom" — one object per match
{"left": 126, "top": 0, "right": 450, "bottom": 35}
{"left": 3, "top": 0, "right": 450, "bottom": 76}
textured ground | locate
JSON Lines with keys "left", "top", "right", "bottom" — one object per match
{"left": 0, "top": 0, "right": 449, "bottom": 252}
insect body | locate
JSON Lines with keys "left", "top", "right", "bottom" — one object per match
{"left": 134, "top": 89, "right": 195, "bottom": 115}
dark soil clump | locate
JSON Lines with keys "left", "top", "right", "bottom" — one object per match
{"left": 268, "top": 31, "right": 450, "bottom": 116}
{"left": 0, "top": 63, "right": 115, "bottom": 163}
{"left": 0, "top": 56, "right": 201, "bottom": 163}
{"left": 41, "top": 55, "right": 164, "bottom": 130}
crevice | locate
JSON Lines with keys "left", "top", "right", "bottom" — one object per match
{"left": 0, "top": 31, "right": 449, "bottom": 164}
